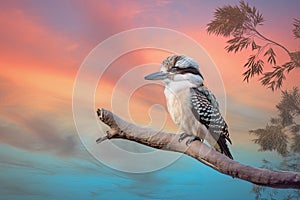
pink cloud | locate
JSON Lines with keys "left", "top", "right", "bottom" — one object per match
{"left": 0, "top": 8, "right": 83, "bottom": 71}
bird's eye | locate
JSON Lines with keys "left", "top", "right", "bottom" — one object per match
{"left": 168, "top": 67, "right": 180, "bottom": 73}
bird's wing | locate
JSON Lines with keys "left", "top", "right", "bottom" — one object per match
{"left": 190, "top": 87, "right": 233, "bottom": 159}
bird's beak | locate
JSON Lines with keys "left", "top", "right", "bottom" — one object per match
{"left": 144, "top": 71, "right": 168, "bottom": 80}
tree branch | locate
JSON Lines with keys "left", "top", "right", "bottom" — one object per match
{"left": 96, "top": 108, "right": 300, "bottom": 190}
{"left": 252, "top": 29, "right": 291, "bottom": 55}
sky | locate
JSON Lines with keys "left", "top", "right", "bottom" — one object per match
{"left": 0, "top": 0, "right": 300, "bottom": 199}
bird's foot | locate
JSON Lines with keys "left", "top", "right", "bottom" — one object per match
{"left": 186, "top": 136, "right": 203, "bottom": 146}
{"left": 178, "top": 133, "right": 203, "bottom": 146}
{"left": 178, "top": 133, "right": 192, "bottom": 143}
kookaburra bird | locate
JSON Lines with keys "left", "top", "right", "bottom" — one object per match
{"left": 144, "top": 55, "right": 233, "bottom": 159}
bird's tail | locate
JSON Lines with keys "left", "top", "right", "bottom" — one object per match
{"left": 214, "top": 135, "right": 233, "bottom": 159}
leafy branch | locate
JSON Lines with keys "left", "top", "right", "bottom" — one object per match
{"left": 207, "top": 0, "right": 300, "bottom": 90}
{"left": 250, "top": 87, "right": 300, "bottom": 156}
{"left": 249, "top": 87, "right": 300, "bottom": 199}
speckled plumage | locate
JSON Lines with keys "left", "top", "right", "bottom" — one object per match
{"left": 145, "top": 54, "right": 233, "bottom": 159}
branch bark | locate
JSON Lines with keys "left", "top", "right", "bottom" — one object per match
{"left": 96, "top": 108, "right": 300, "bottom": 190}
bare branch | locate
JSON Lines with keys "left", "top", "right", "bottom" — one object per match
{"left": 96, "top": 108, "right": 300, "bottom": 190}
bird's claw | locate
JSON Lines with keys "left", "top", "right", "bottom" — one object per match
{"left": 96, "top": 131, "right": 112, "bottom": 144}
{"left": 186, "top": 136, "right": 203, "bottom": 146}
{"left": 96, "top": 136, "right": 108, "bottom": 143}
{"left": 178, "top": 133, "right": 203, "bottom": 146}
{"left": 178, "top": 133, "right": 190, "bottom": 143}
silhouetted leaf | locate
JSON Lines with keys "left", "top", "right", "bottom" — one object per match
{"left": 251, "top": 125, "right": 289, "bottom": 156}
{"left": 291, "top": 133, "right": 300, "bottom": 153}
{"left": 264, "top": 48, "right": 277, "bottom": 65}
{"left": 207, "top": 1, "right": 264, "bottom": 37}
{"left": 265, "top": 153, "right": 300, "bottom": 199}
{"left": 270, "top": 117, "right": 281, "bottom": 125}
{"left": 250, "top": 87, "right": 300, "bottom": 157}
{"left": 260, "top": 65, "right": 286, "bottom": 91}
{"left": 207, "top": 5, "right": 245, "bottom": 37}
{"left": 243, "top": 55, "right": 263, "bottom": 82}
{"left": 290, "top": 124, "right": 300, "bottom": 134}
{"left": 225, "top": 36, "right": 251, "bottom": 52}
{"left": 292, "top": 18, "right": 300, "bottom": 39}
{"left": 276, "top": 87, "right": 300, "bottom": 126}
{"left": 251, "top": 41, "right": 260, "bottom": 50}
{"left": 289, "top": 51, "right": 300, "bottom": 67}
{"left": 278, "top": 153, "right": 300, "bottom": 172}
{"left": 252, "top": 185, "right": 265, "bottom": 200}
{"left": 239, "top": 0, "right": 264, "bottom": 27}
{"left": 207, "top": 1, "right": 299, "bottom": 90}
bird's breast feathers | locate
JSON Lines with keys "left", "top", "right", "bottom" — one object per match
{"left": 164, "top": 86, "right": 188, "bottom": 125}
{"left": 164, "top": 86, "right": 208, "bottom": 137}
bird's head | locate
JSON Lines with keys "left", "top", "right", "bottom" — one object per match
{"left": 144, "top": 55, "right": 204, "bottom": 87}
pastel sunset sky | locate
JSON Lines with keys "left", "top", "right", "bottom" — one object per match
{"left": 0, "top": 0, "right": 299, "bottom": 199}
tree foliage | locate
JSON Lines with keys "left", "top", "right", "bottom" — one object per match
{"left": 207, "top": 0, "right": 300, "bottom": 90}
{"left": 207, "top": 1, "right": 264, "bottom": 37}
{"left": 207, "top": 1, "right": 300, "bottom": 198}
{"left": 250, "top": 87, "right": 300, "bottom": 155}
{"left": 293, "top": 19, "right": 300, "bottom": 39}
{"left": 250, "top": 87, "right": 300, "bottom": 199}
{"left": 250, "top": 125, "right": 289, "bottom": 156}
{"left": 277, "top": 87, "right": 300, "bottom": 126}
{"left": 251, "top": 153, "right": 300, "bottom": 200}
